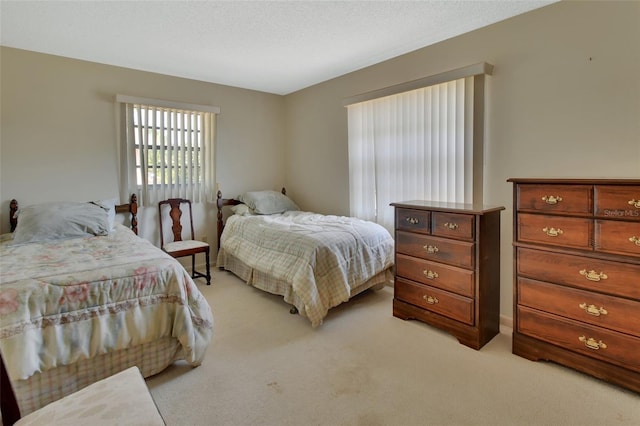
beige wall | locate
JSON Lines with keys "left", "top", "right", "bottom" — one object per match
{"left": 284, "top": 1, "right": 640, "bottom": 322}
{"left": 0, "top": 47, "right": 286, "bottom": 246}
{"left": 1, "top": 1, "right": 638, "bottom": 322}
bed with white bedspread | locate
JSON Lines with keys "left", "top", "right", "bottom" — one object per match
{"left": 0, "top": 198, "right": 213, "bottom": 416}
{"left": 216, "top": 190, "right": 394, "bottom": 327}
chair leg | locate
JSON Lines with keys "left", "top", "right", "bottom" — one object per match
{"left": 187, "top": 252, "right": 211, "bottom": 285}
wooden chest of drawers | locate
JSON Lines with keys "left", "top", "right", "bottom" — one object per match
{"left": 390, "top": 201, "right": 504, "bottom": 349}
{"left": 509, "top": 178, "right": 640, "bottom": 392}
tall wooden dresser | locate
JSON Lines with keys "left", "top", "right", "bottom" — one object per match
{"left": 508, "top": 178, "right": 640, "bottom": 392}
{"left": 390, "top": 201, "right": 504, "bottom": 350}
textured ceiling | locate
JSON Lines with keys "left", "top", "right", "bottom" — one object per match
{"left": 0, "top": 1, "right": 554, "bottom": 95}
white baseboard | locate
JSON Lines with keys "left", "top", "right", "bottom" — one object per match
{"left": 499, "top": 314, "right": 513, "bottom": 334}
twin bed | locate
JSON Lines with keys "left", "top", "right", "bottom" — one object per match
{"left": 0, "top": 196, "right": 213, "bottom": 416}
{"left": 216, "top": 189, "right": 395, "bottom": 327}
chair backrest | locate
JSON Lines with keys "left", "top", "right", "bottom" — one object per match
{"left": 158, "top": 198, "right": 195, "bottom": 248}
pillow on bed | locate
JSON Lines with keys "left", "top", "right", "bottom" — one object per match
{"left": 12, "top": 201, "right": 111, "bottom": 244}
{"left": 231, "top": 204, "right": 254, "bottom": 216}
{"left": 238, "top": 190, "right": 299, "bottom": 215}
{"left": 92, "top": 197, "right": 117, "bottom": 230}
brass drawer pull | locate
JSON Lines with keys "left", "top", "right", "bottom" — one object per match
{"left": 629, "top": 199, "right": 640, "bottom": 209}
{"left": 579, "top": 303, "right": 608, "bottom": 317}
{"left": 542, "top": 227, "right": 563, "bottom": 237}
{"left": 422, "top": 294, "right": 439, "bottom": 305}
{"left": 579, "top": 336, "right": 607, "bottom": 350}
{"left": 579, "top": 269, "right": 608, "bottom": 282}
{"left": 423, "top": 245, "right": 439, "bottom": 254}
{"left": 405, "top": 217, "right": 420, "bottom": 225}
{"left": 630, "top": 236, "right": 640, "bottom": 246}
{"left": 422, "top": 270, "right": 439, "bottom": 279}
{"left": 542, "top": 195, "right": 563, "bottom": 205}
{"left": 444, "top": 222, "right": 458, "bottom": 230}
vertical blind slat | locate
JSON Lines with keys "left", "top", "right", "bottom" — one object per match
{"left": 184, "top": 113, "right": 190, "bottom": 198}
{"left": 150, "top": 107, "right": 158, "bottom": 194}
{"left": 158, "top": 109, "right": 166, "bottom": 202}
{"left": 171, "top": 110, "right": 178, "bottom": 198}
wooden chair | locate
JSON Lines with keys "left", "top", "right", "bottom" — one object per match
{"left": 0, "top": 352, "right": 165, "bottom": 425}
{"left": 158, "top": 198, "right": 211, "bottom": 285}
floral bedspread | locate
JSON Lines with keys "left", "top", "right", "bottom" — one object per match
{"left": 0, "top": 224, "right": 213, "bottom": 381}
{"left": 217, "top": 211, "right": 394, "bottom": 326}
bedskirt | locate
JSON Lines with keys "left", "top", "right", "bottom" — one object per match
{"left": 11, "top": 337, "right": 182, "bottom": 415}
{"left": 218, "top": 251, "right": 392, "bottom": 324}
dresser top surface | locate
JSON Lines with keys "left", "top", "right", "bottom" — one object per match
{"left": 390, "top": 200, "right": 505, "bottom": 214}
{"left": 507, "top": 178, "right": 640, "bottom": 185}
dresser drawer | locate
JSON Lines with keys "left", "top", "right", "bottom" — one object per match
{"left": 518, "top": 277, "right": 640, "bottom": 337}
{"left": 517, "top": 247, "right": 640, "bottom": 300}
{"left": 517, "top": 213, "right": 592, "bottom": 250}
{"left": 517, "top": 306, "right": 640, "bottom": 373}
{"left": 595, "top": 220, "right": 640, "bottom": 257}
{"left": 395, "top": 277, "right": 474, "bottom": 325}
{"left": 396, "top": 231, "right": 474, "bottom": 269}
{"left": 396, "top": 208, "right": 430, "bottom": 234}
{"left": 396, "top": 253, "right": 474, "bottom": 297}
{"left": 431, "top": 212, "right": 474, "bottom": 241}
{"left": 595, "top": 185, "right": 640, "bottom": 219}
{"left": 517, "top": 184, "right": 593, "bottom": 214}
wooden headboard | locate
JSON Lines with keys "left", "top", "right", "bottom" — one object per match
{"left": 9, "top": 194, "right": 139, "bottom": 235}
{"left": 216, "top": 188, "right": 287, "bottom": 249}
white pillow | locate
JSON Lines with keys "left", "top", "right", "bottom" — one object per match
{"left": 231, "top": 204, "right": 254, "bottom": 216}
{"left": 238, "top": 190, "right": 299, "bottom": 215}
{"left": 92, "top": 198, "right": 117, "bottom": 230}
{"left": 12, "top": 202, "right": 110, "bottom": 244}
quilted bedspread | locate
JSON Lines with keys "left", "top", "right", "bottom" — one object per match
{"left": 0, "top": 224, "right": 213, "bottom": 381}
{"left": 217, "top": 211, "right": 394, "bottom": 326}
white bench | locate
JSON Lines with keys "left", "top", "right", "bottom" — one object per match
{"left": 2, "top": 364, "right": 165, "bottom": 426}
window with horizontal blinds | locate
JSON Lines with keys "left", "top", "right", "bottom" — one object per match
{"left": 117, "top": 97, "right": 218, "bottom": 207}
{"left": 346, "top": 64, "right": 490, "bottom": 233}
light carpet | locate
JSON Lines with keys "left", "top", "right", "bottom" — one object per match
{"left": 146, "top": 270, "right": 640, "bottom": 426}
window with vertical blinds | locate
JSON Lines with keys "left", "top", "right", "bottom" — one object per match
{"left": 116, "top": 96, "right": 219, "bottom": 207}
{"left": 346, "top": 63, "right": 491, "bottom": 233}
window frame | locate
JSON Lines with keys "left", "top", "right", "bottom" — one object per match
{"left": 116, "top": 95, "right": 219, "bottom": 207}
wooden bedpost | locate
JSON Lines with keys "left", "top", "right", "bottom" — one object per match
{"left": 130, "top": 194, "right": 138, "bottom": 235}
{"left": 1, "top": 352, "right": 21, "bottom": 425}
{"left": 116, "top": 194, "right": 138, "bottom": 234}
{"left": 9, "top": 199, "right": 18, "bottom": 232}
{"left": 216, "top": 190, "right": 224, "bottom": 249}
